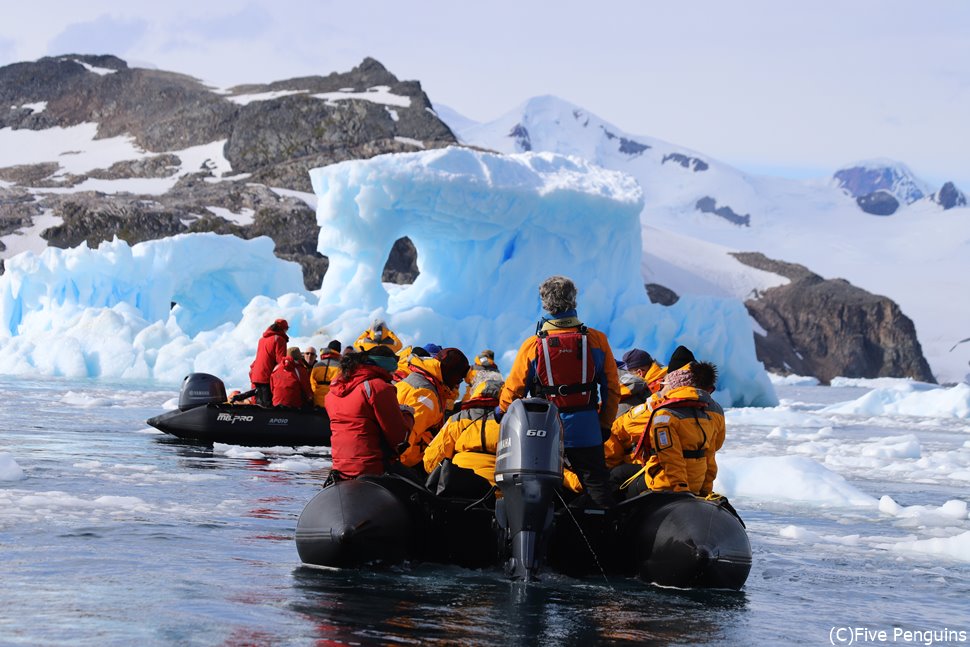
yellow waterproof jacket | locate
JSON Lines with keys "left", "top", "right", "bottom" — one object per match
{"left": 395, "top": 346, "right": 419, "bottom": 376}
{"left": 309, "top": 352, "right": 341, "bottom": 407}
{"left": 642, "top": 386, "right": 725, "bottom": 494}
{"left": 355, "top": 327, "right": 403, "bottom": 354}
{"left": 603, "top": 401, "right": 653, "bottom": 469}
{"left": 644, "top": 362, "right": 667, "bottom": 393}
{"left": 395, "top": 356, "right": 447, "bottom": 467}
{"left": 424, "top": 400, "right": 501, "bottom": 484}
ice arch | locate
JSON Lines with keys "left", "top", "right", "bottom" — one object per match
{"left": 310, "top": 147, "right": 776, "bottom": 406}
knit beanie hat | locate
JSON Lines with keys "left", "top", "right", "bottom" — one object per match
{"left": 621, "top": 348, "right": 654, "bottom": 370}
{"left": 667, "top": 345, "right": 696, "bottom": 373}
{"left": 436, "top": 348, "right": 470, "bottom": 388}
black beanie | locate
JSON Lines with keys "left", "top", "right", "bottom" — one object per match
{"left": 667, "top": 345, "right": 696, "bottom": 373}
{"left": 436, "top": 348, "right": 470, "bottom": 388}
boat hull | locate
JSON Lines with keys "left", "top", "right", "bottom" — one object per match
{"left": 295, "top": 476, "right": 751, "bottom": 589}
{"left": 147, "top": 403, "right": 331, "bottom": 447}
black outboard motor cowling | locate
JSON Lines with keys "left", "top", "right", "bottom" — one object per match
{"left": 178, "top": 373, "right": 227, "bottom": 411}
{"left": 494, "top": 398, "right": 564, "bottom": 581}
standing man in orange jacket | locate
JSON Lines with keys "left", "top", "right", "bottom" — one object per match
{"left": 499, "top": 276, "right": 620, "bottom": 508}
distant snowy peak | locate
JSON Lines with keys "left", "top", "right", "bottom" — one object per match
{"left": 455, "top": 95, "right": 709, "bottom": 172}
{"left": 832, "top": 159, "right": 933, "bottom": 205}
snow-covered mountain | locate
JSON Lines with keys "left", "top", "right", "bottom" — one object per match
{"left": 832, "top": 159, "right": 933, "bottom": 205}
{"left": 442, "top": 96, "right": 970, "bottom": 383}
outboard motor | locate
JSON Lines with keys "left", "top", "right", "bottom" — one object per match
{"left": 494, "top": 398, "right": 564, "bottom": 581}
{"left": 178, "top": 373, "right": 227, "bottom": 411}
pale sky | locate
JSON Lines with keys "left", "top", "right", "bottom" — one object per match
{"left": 2, "top": 1, "right": 968, "bottom": 188}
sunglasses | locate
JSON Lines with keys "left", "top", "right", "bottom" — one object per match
{"left": 303, "top": 352, "right": 316, "bottom": 357}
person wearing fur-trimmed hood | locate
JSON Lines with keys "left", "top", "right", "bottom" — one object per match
{"left": 355, "top": 318, "right": 403, "bottom": 354}
{"left": 626, "top": 346, "right": 725, "bottom": 497}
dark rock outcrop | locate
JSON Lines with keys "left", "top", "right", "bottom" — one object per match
{"left": 695, "top": 196, "right": 750, "bottom": 226}
{"left": 931, "top": 182, "right": 967, "bottom": 210}
{"left": 601, "top": 128, "right": 649, "bottom": 156}
{"left": 509, "top": 124, "right": 532, "bottom": 152}
{"left": 856, "top": 190, "right": 899, "bottom": 216}
{"left": 0, "top": 55, "right": 459, "bottom": 288}
{"left": 41, "top": 199, "right": 189, "bottom": 248}
{"left": 734, "top": 252, "right": 934, "bottom": 383}
{"left": 382, "top": 237, "right": 420, "bottom": 284}
{"left": 645, "top": 283, "right": 680, "bottom": 306}
{"left": 662, "top": 153, "right": 709, "bottom": 172}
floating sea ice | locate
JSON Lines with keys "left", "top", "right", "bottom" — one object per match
{"left": 0, "top": 452, "right": 25, "bottom": 481}
{"left": 715, "top": 454, "right": 878, "bottom": 507}
{"left": 824, "top": 383, "right": 970, "bottom": 419}
{"left": 859, "top": 434, "right": 921, "bottom": 460}
{"left": 768, "top": 374, "right": 821, "bottom": 386}
{"left": 61, "top": 391, "right": 115, "bottom": 408}
{"left": 265, "top": 458, "right": 331, "bottom": 473}
{"left": 879, "top": 495, "right": 969, "bottom": 522}
{"left": 886, "top": 531, "right": 970, "bottom": 563}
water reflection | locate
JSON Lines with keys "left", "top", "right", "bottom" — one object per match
{"left": 290, "top": 565, "right": 749, "bottom": 645}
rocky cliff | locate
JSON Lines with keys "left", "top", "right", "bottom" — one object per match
{"left": 733, "top": 252, "right": 935, "bottom": 383}
{"left": 0, "top": 54, "right": 451, "bottom": 287}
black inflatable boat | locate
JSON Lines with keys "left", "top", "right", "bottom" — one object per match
{"left": 147, "top": 373, "right": 331, "bottom": 447}
{"left": 295, "top": 398, "right": 751, "bottom": 590}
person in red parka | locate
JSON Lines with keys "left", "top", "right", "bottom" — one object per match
{"left": 271, "top": 347, "right": 314, "bottom": 408}
{"left": 325, "top": 345, "right": 416, "bottom": 481}
{"left": 249, "top": 318, "right": 289, "bottom": 407}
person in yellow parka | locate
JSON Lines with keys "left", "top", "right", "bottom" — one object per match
{"left": 392, "top": 345, "right": 430, "bottom": 381}
{"left": 424, "top": 379, "right": 504, "bottom": 487}
{"left": 461, "top": 349, "right": 503, "bottom": 403}
{"left": 355, "top": 319, "right": 403, "bottom": 354}
{"left": 396, "top": 347, "right": 470, "bottom": 472}
{"left": 628, "top": 346, "right": 726, "bottom": 497}
{"left": 309, "top": 340, "right": 342, "bottom": 408}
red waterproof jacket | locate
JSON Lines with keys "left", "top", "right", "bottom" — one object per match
{"left": 249, "top": 327, "right": 288, "bottom": 384}
{"left": 270, "top": 357, "right": 313, "bottom": 408}
{"left": 325, "top": 363, "right": 413, "bottom": 478}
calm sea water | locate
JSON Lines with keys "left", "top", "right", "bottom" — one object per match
{"left": 1, "top": 377, "right": 968, "bottom": 646}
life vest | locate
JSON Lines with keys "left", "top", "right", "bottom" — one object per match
{"left": 532, "top": 326, "right": 597, "bottom": 413}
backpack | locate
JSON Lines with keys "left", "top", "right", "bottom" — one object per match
{"left": 532, "top": 326, "right": 597, "bottom": 412}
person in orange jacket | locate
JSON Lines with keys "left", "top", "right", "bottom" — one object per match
{"left": 499, "top": 275, "right": 620, "bottom": 509}
{"left": 395, "top": 347, "right": 470, "bottom": 473}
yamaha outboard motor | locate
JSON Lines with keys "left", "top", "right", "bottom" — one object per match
{"left": 494, "top": 398, "right": 564, "bottom": 581}
{"left": 178, "top": 373, "right": 227, "bottom": 411}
